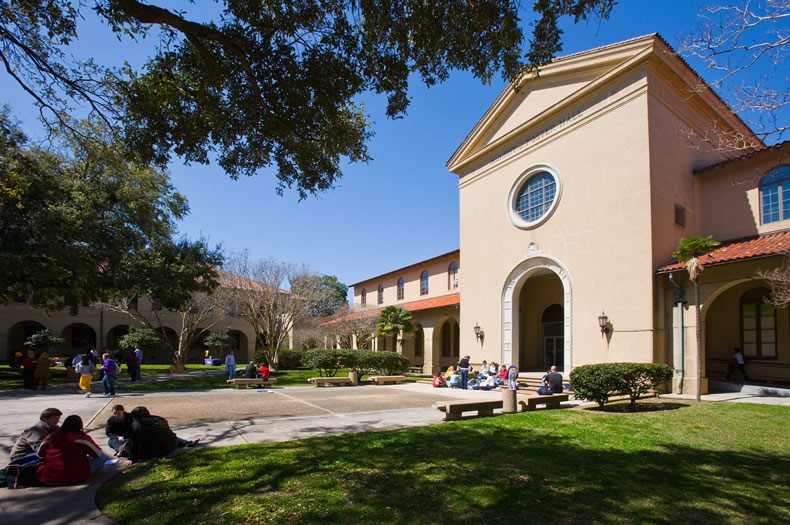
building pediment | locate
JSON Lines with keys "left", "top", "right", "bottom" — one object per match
{"left": 446, "top": 34, "right": 758, "bottom": 174}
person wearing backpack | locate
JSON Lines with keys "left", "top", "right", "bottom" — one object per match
{"left": 101, "top": 352, "right": 119, "bottom": 396}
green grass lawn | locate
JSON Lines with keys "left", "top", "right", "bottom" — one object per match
{"left": 98, "top": 402, "right": 789, "bottom": 525}
{"left": 0, "top": 365, "right": 422, "bottom": 391}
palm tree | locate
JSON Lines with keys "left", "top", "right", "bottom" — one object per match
{"left": 672, "top": 235, "right": 721, "bottom": 402}
{"left": 375, "top": 306, "right": 415, "bottom": 353}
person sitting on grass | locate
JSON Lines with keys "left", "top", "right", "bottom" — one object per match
{"left": 120, "top": 406, "right": 199, "bottom": 466}
{"left": 36, "top": 415, "right": 106, "bottom": 486}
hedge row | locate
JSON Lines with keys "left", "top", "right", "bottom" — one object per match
{"left": 569, "top": 362, "right": 673, "bottom": 407}
{"left": 302, "top": 349, "right": 410, "bottom": 378}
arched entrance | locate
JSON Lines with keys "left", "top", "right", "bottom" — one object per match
{"left": 62, "top": 323, "right": 96, "bottom": 356}
{"left": 502, "top": 255, "right": 572, "bottom": 372}
{"left": 7, "top": 321, "right": 46, "bottom": 360}
{"left": 434, "top": 318, "right": 460, "bottom": 371}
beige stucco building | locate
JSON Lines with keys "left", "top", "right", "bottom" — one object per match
{"left": 352, "top": 35, "right": 789, "bottom": 395}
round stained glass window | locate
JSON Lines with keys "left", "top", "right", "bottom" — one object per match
{"left": 508, "top": 166, "right": 561, "bottom": 229}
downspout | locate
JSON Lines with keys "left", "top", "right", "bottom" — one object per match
{"left": 668, "top": 272, "right": 686, "bottom": 394}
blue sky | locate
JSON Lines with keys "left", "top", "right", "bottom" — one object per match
{"left": 0, "top": 1, "right": 758, "bottom": 290}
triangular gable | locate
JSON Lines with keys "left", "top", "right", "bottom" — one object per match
{"left": 446, "top": 34, "right": 760, "bottom": 174}
{"left": 447, "top": 34, "right": 660, "bottom": 172}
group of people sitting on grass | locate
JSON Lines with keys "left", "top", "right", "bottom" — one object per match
{"left": 433, "top": 360, "right": 520, "bottom": 390}
{"left": 4, "top": 404, "right": 198, "bottom": 488}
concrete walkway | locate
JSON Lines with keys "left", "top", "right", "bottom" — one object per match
{"left": 1, "top": 380, "right": 787, "bottom": 525}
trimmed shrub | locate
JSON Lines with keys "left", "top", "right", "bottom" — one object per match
{"left": 277, "top": 349, "right": 303, "bottom": 370}
{"left": 302, "top": 349, "right": 343, "bottom": 377}
{"left": 570, "top": 362, "right": 673, "bottom": 407}
{"left": 302, "top": 349, "right": 410, "bottom": 378}
{"left": 365, "top": 351, "right": 410, "bottom": 376}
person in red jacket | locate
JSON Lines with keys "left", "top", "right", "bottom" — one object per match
{"left": 259, "top": 363, "right": 270, "bottom": 381}
{"left": 36, "top": 415, "right": 105, "bottom": 486}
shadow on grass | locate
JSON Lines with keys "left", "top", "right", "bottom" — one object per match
{"left": 589, "top": 401, "right": 690, "bottom": 413}
{"left": 98, "top": 408, "right": 790, "bottom": 525}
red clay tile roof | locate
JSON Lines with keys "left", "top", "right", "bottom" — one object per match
{"left": 323, "top": 293, "right": 461, "bottom": 324}
{"left": 657, "top": 230, "right": 790, "bottom": 273}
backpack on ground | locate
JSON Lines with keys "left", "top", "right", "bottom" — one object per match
{"left": 3, "top": 452, "right": 41, "bottom": 489}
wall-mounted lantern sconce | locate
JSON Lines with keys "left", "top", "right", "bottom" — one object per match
{"left": 473, "top": 322, "right": 485, "bottom": 341}
{"left": 598, "top": 311, "right": 610, "bottom": 336}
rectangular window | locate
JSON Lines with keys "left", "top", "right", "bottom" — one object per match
{"left": 674, "top": 204, "right": 686, "bottom": 227}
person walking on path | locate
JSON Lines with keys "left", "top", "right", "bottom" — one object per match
{"left": 76, "top": 354, "right": 96, "bottom": 397}
{"left": 101, "top": 352, "right": 119, "bottom": 396}
{"left": 724, "top": 347, "right": 749, "bottom": 382}
{"left": 225, "top": 351, "right": 237, "bottom": 381}
{"left": 133, "top": 345, "right": 144, "bottom": 380}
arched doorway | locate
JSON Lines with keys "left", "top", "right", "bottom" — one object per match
{"left": 436, "top": 318, "right": 460, "bottom": 370}
{"left": 62, "top": 323, "right": 96, "bottom": 356}
{"left": 502, "top": 255, "right": 572, "bottom": 372}
{"left": 7, "top": 321, "right": 46, "bottom": 360}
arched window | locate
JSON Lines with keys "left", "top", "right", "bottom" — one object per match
{"left": 377, "top": 283, "right": 384, "bottom": 305}
{"left": 760, "top": 165, "right": 790, "bottom": 224}
{"left": 361, "top": 288, "right": 367, "bottom": 307}
{"left": 741, "top": 288, "right": 776, "bottom": 358}
{"left": 448, "top": 261, "right": 459, "bottom": 290}
{"left": 420, "top": 271, "right": 429, "bottom": 296}
{"left": 397, "top": 277, "right": 405, "bottom": 300}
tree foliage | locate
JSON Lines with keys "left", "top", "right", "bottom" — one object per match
{"left": 375, "top": 305, "right": 414, "bottom": 352}
{"left": 291, "top": 274, "right": 349, "bottom": 317}
{"left": 0, "top": 109, "right": 220, "bottom": 311}
{"left": 0, "top": 1, "right": 614, "bottom": 198}
{"left": 24, "top": 329, "right": 65, "bottom": 349}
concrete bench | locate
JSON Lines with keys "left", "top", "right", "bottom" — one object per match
{"left": 369, "top": 375, "right": 407, "bottom": 385}
{"left": 308, "top": 376, "right": 354, "bottom": 387}
{"left": 435, "top": 400, "right": 503, "bottom": 420}
{"left": 228, "top": 378, "right": 277, "bottom": 389}
{"left": 519, "top": 393, "right": 570, "bottom": 412}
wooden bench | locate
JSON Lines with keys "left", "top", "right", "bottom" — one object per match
{"left": 435, "top": 400, "right": 503, "bottom": 420}
{"left": 519, "top": 393, "right": 570, "bottom": 412}
{"left": 308, "top": 376, "right": 354, "bottom": 387}
{"left": 369, "top": 375, "right": 407, "bottom": 385}
{"left": 228, "top": 378, "right": 277, "bottom": 389}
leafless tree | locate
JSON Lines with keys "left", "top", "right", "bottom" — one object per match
{"left": 679, "top": 1, "right": 789, "bottom": 146}
{"left": 220, "top": 253, "right": 325, "bottom": 370}
{"left": 759, "top": 254, "right": 790, "bottom": 308}
{"left": 101, "top": 292, "right": 224, "bottom": 372}
{"left": 321, "top": 305, "right": 378, "bottom": 350}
